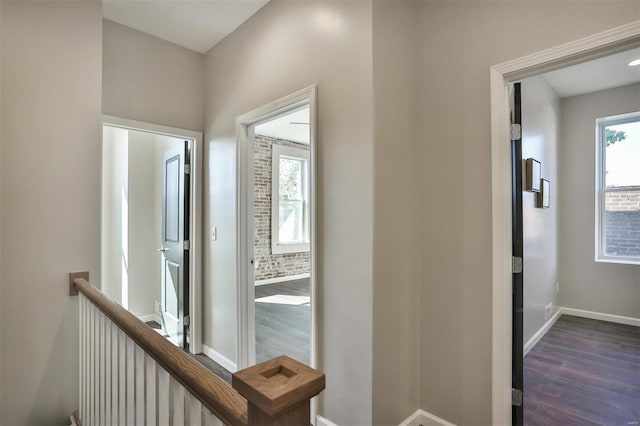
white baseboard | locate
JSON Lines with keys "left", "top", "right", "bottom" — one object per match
{"left": 316, "top": 415, "right": 339, "bottom": 426}
{"left": 255, "top": 273, "right": 310, "bottom": 286}
{"left": 524, "top": 306, "right": 640, "bottom": 355}
{"left": 399, "top": 409, "right": 456, "bottom": 426}
{"left": 524, "top": 307, "right": 562, "bottom": 356}
{"left": 138, "top": 313, "right": 162, "bottom": 324}
{"left": 202, "top": 345, "right": 238, "bottom": 373}
{"left": 561, "top": 307, "right": 640, "bottom": 327}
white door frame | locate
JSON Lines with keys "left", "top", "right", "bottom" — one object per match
{"left": 101, "top": 115, "right": 204, "bottom": 354}
{"left": 490, "top": 21, "right": 640, "bottom": 425}
{"left": 235, "top": 85, "right": 318, "bottom": 371}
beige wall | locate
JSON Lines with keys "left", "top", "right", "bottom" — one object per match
{"left": 0, "top": 3, "right": 3, "bottom": 418}
{"left": 395, "top": 2, "right": 637, "bottom": 424}
{"left": 203, "top": 1, "right": 373, "bottom": 423}
{"left": 0, "top": 2, "right": 102, "bottom": 424}
{"left": 521, "top": 76, "right": 561, "bottom": 345}
{"left": 102, "top": 19, "right": 204, "bottom": 132}
{"left": 559, "top": 83, "right": 640, "bottom": 318}
{"left": 128, "top": 131, "right": 162, "bottom": 317}
{"left": 371, "top": 2, "right": 421, "bottom": 424}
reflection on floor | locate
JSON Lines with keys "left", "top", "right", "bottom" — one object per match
{"left": 524, "top": 315, "right": 640, "bottom": 426}
{"left": 256, "top": 278, "right": 310, "bottom": 365}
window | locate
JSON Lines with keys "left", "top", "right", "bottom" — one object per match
{"left": 596, "top": 112, "right": 640, "bottom": 264}
{"left": 272, "top": 144, "right": 310, "bottom": 254}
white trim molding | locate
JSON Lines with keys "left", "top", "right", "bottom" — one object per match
{"left": 561, "top": 307, "right": 640, "bottom": 327}
{"left": 137, "top": 313, "right": 163, "bottom": 325}
{"left": 255, "top": 273, "right": 311, "bottom": 286}
{"left": 202, "top": 345, "right": 238, "bottom": 373}
{"left": 236, "top": 85, "right": 319, "bottom": 421}
{"left": 490, "top": 20, "right": 640, "bottom": 426}
{"left": 399, "top": 409, "right": 457, "bottom": 426}
{"left": 523, "top": 308, "right": 562, "bottom": 357}
{"left": 316, "top": 415, "right": 339, "bottom": 426}
{"left": 236, "top": 86, "right": 318, "bottom": 371}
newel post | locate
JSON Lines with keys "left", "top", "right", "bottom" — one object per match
{"left": 232, "top": 355, "right": 325, "bottom": 425}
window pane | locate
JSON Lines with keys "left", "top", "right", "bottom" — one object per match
{"left": 279, "top": 200, "right": 304, "bottom": 243}
{"left": 278, "top": 156, "right": 307, "bottom": 244}
{"left": 604, "top": 189, "right": 640, "bottom": 257}
{"left": 605, "top": 121, "right": 640, "bottom": 188}
{"left": 279, "top": 157, "right": 303, "bottom": 201}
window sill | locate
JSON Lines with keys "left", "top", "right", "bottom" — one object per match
{"left": 272, "top": 243, "right": 310, "bottom": 255}
{"left": 595, "top": 256, "right": 640, "bottom": 266}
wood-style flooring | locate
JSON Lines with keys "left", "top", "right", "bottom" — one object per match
{"left": 194, "top": 278, "right": 311, "bottom": 384}
{"left": 255, "top": 278, "right": 310, "bottom": 365}
{"left": 524, "top": 315, "right": 640, "bottom": 426}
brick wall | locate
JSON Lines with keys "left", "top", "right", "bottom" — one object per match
{"left": 254, "top": 134, "right": 311, "bottom": 281}
{"left": 604, "top": 191, "right": 640, "bottom": 257}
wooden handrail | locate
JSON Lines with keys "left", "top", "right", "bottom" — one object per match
{"left": 73, "top": 277, "right": 249, "bottom": 425}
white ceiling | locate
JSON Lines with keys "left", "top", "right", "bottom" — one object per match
{"left": 542, "top": 48, "right": 640, "bottom": 98}
{"left": 255, "top": 107, "right": 310, "bottom": 144}
{"left": 103, "top": 0, "right": 270, "bottom": 54}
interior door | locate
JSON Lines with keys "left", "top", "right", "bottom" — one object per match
{"left": 160, "top": 141, "right": 190, "bottom": 349}
{"left": 511, "top": 82, "right": 524, "bottom": 425}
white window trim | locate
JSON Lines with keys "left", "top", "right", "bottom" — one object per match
{"left": 271, "top": 144, "right": 310, "bottom": 254}
{"left": 595, "top": 111, "right": 640, "bottom": 265}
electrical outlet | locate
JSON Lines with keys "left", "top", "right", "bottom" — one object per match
{"left": 154, "top": 300, "right": 162, "bottom": 314}
{"left": 545, "top": 303, "right": 553, "bottom": 320}
{"left": 556, "top": 281, "right": 560, "bottom": 293}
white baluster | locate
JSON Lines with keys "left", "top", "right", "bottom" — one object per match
{"left": 157, "top": 367, "right": 170, "bottom": 426}
{"left": 202, "top": 407, "right": 224, "bottom": 426}
{"left": 187, "top": 393, "right": 202, "bottom": 426}
{"left": 170, "top": 377, "right": 185, "bottom": 426}
{"left": 126, "top": 336, "right": 135, "bottom": 425}
{"left": 92, "top": 304, "right": 98, "bottom": 426}
{"left": 105, "top": 316, "right": 111, "bottom": 426}
{"left": 84, "top": 297, "right": 88, "bottom": 424}
{"left": 111, "top": 322, "right": 118, "bottom": 423}
{"left": 146, "top": 354, "right": 157, "bottom": 425}
{"left": 100, "top": 312, "right": 106, "bottom": 426}
{"left": 79, "top": 295, "right": 84, "bottom": 423}
{"left": 135, "top": 346, "right": 145, "bottom": 425}
{"left": 118, "top": 329, "right": 126, "bottom": 426}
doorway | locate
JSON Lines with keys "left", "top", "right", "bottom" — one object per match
{"left": 490, "top": 21, "right": 640, "bottom": 425}
{"left": 517, "top": 49, "right": 640, "bottom": 425}
{"left": 236, "top": 86, "right": 317, "bottom": 370}
{"left": 101, "top": 116, "right": 203, "bottom": 353}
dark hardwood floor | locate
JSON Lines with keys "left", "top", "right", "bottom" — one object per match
{"left": 255, "top": 278, "right": 310, "bottom": 365}
{"left": 524, "top": 315, "right": 640, "bottom": 426}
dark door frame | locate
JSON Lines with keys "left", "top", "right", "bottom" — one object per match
{"left": 511, "top": 82, "right": 524, "bottom": 426}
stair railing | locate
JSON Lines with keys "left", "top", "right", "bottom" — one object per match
{"left": 70, "top": 272, "right": 324, "bottom": 426}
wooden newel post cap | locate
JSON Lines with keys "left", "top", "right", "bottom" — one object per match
{"left": 232, "top": 355, "right": 325, "bottom": 419}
